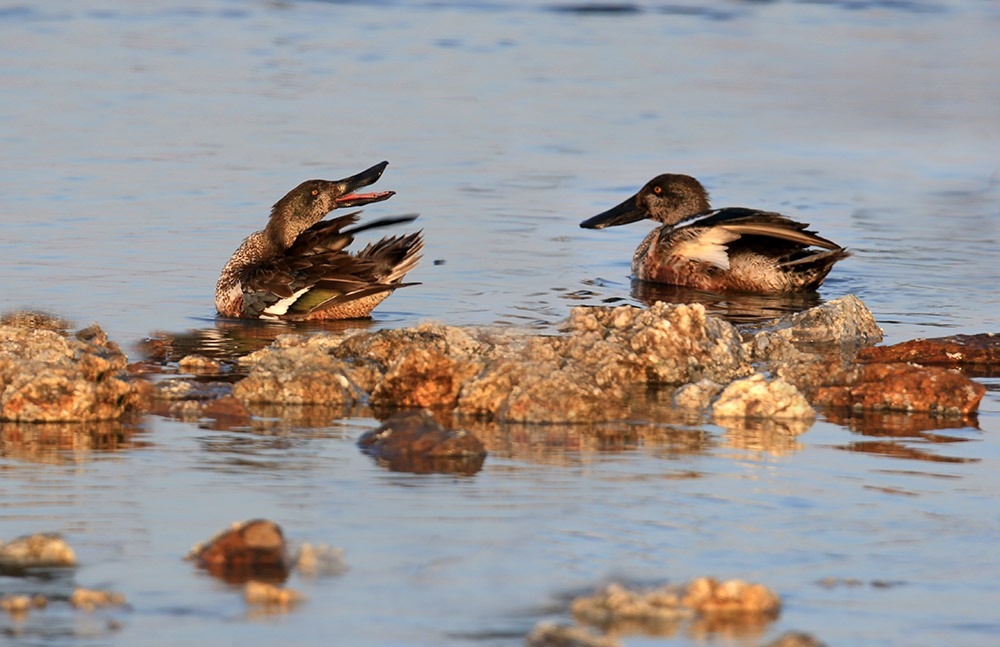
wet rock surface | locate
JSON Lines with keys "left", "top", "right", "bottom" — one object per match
{"left": 554, "top": 577, "right": 782, "bottom": 642}
{"left": 358, "top": 409, "right": 487, "bottom": 474}
{"left": 526, "top": 622, "right": 623, "bottom": 647}
{"left": 0, "top": 322, "right": 141, "bottom": 422}
{"left": 0, "top": 533, "right": 76, "bottom": 571}
{"left": 711, "top": 375, "right": 815, "bottom": 422}
{"left": 150, "top": 294, "right": 988, "bottom": 427}
{"left": 857, "top": 332, "right": 1000, "bottom": 371}
{"left": 739, "top": 294, "right": 883, "bottom": 347}
{"left": 243, "top": 581, "right": 304, "bottom": 608}
{"left": 187, "top": 520, "right": 290, "bottom": 583}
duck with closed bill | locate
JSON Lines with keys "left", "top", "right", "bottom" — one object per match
{"left": 580, "top": 174, "right": 849, "bottom": 293}
{"left": 215, "top": 161, "right": 422, "bottom": 320}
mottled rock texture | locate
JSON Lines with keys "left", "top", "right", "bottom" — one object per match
{"left": 858, "top": 332, "right": 1000, "bottom": 367}
{"left": 0, "top": 323, "right": 140, "bottom": 422}
{"left": 741, "top": 294, "right": 882, "bottom": 346}
{"left": 0, "top": 533, "right": 76, "bottom": 570}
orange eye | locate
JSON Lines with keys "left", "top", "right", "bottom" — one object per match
{"left": 653, "top": 186, "right": 662, "bottom": 194}
{"left": 311, "top": 189, "right": 319, "bottom": 196}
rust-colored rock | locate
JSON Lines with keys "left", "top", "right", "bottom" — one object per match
{"left": 188, "top": 520, "right": 289, "bottom": 583}
{"left": 358, "top": 409, "right": 486, "bottom": 474}
{"left": 858, "top": 333, "right": 1000, "bottom": 369}
{"left": 811, "top": 362, "right": 985, "bottom": 416}
{"left": 369, "top": 346, "right": 484, "bottom": 409}
{"left": 681, "top": 577, "right": 781, "bottom": 616}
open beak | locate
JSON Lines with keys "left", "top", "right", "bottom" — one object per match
{"left": 579, "top": 194, "right": 647, "bottom": 229}
{"left": 334, "top": 161, "right": 395, "bottom": 208}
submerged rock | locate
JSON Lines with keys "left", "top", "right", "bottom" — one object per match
{"left": 187, "top": 520, "right": 289, "bottom": 582}
{"left": 764, "top": 631, "right": 827, "bottom": 647}
{"left": 69, "top": 588, "right": 126, "bottom": 611}
{"left": 358, "top": 409, "right": 487, "bottom": 474}
{"left": 0, "top": 323, "right": 140, "bottom": 422}
{"left": 526, "top": 622, "right": 622, "bottom": 647}
{"left": 0, "top": 533, "right": 76, "bottom": 570}
{"left": 295, "top": 543, "right": 346, "bottom": 577}
{"left": 570, "top": 577, "right": 780, "bottom": 637}
{"left": 0, "top": 593, "right": 47, "bottom": 617}
{"left": 244, "top": 581, "right": 304, "bottom": 607}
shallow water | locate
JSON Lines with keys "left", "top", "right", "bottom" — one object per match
{"left": 2, "top": 1, "right": 1000, "bottom": 646}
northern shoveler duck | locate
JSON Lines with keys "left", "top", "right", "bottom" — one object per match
{"left": 215, "top": 161, "right": 423, "bottom": 320}
{"left": 580, "top": 174, "right": 849, "bottom": 293}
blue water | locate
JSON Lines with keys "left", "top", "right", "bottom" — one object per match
{"left": 2, "top": 1, "right": 999, "bottom": 646}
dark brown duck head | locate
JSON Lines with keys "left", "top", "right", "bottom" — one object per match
{"left": 265, "top": 161, "right": 395, "bottom": 248}
{"left": 580, "top": 174, "right": 711, "bottom": 229}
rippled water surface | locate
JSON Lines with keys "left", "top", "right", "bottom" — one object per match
{"left": 2, "top": 1, "right": 1000, "bottom": 646}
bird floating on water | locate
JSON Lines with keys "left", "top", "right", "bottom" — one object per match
{"left": 580, "top": 174, "right": 848, "bottom": 293}
{"left": 215, "top": 161, "right": 422, "bottom": 320}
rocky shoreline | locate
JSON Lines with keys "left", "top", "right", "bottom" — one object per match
{"left": 1, "top": 294, "right": 991, "bottom": 431}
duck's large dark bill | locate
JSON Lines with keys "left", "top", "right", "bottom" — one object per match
{"left": 580, "top": 196, "right": 645, "bottom": 229}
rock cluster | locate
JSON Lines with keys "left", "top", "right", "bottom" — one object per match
{"left": 0, "top": 321, "right": 140, "bottom": 422}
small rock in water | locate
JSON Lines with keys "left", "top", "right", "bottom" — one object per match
{"left": 358, "top": 409, "right": 487, "bottom": 475}
{"left": 571, "top": 577, "right": 780, "bottom": 635}
{"left": 188, "top": 520, "right": 289, "bottom": 582}
{"left": 244, "top": 580, "right": 304, "bottom": 607}
{"left": 764, "top": 630, "right": 827, "bottom": 647}
{"left": 0, "top": 533, "right": 76, "bottom": 570}
{"left": 681, "top": 576, "right": 781, "bottom": 615}
{"left": 70, "top": 588, "right": 126, "bottom": 611}
{"left": 1, "top": 593, "right": 47, "bottom": 616}
{"left": 525, "top": 622, "right": 622, "bottom": 647}
{"left": 295, "top": 543, "right": 346, "bottom": 577}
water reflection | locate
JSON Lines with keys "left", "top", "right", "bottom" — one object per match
{"left": 631, "top": 280, "right": 823, "bottom": 325}
{"left": 830, "top": 410, "right": 981, "bottom": 463}
{"left": 0, "top": 420, "right": 148, "bottom": 465}
{"left": 139, "top": 317, "right": 376, "bottom": 369}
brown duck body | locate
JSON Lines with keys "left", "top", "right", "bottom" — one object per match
{"left": 581, "top": 174, "right": 849, "bottom": 293}
{"left": 215, "top": 162, "right": 422, "bottom": 320}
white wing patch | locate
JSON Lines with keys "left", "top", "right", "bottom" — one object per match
{"left": 262, "top": 287, "right": 310, "bottom": 317}
{"left": 673, "top": 228, "right": 740, "bottom": 270}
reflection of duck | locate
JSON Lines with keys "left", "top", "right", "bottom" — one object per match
{"left": 630, "top": 279, "right": 822, "bottom": 325}
{"left": 581, "top": 174, "right": 849, "bottom": 293}
{"left": 215, "top": 162, "right": 422, "bottom": 320}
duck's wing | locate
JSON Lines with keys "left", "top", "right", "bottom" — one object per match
{"left": 676, "top": 208, "right": 843, "bottom": 250}
{"left": 240, "top": 214, "right": 422, "bottom": 319}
